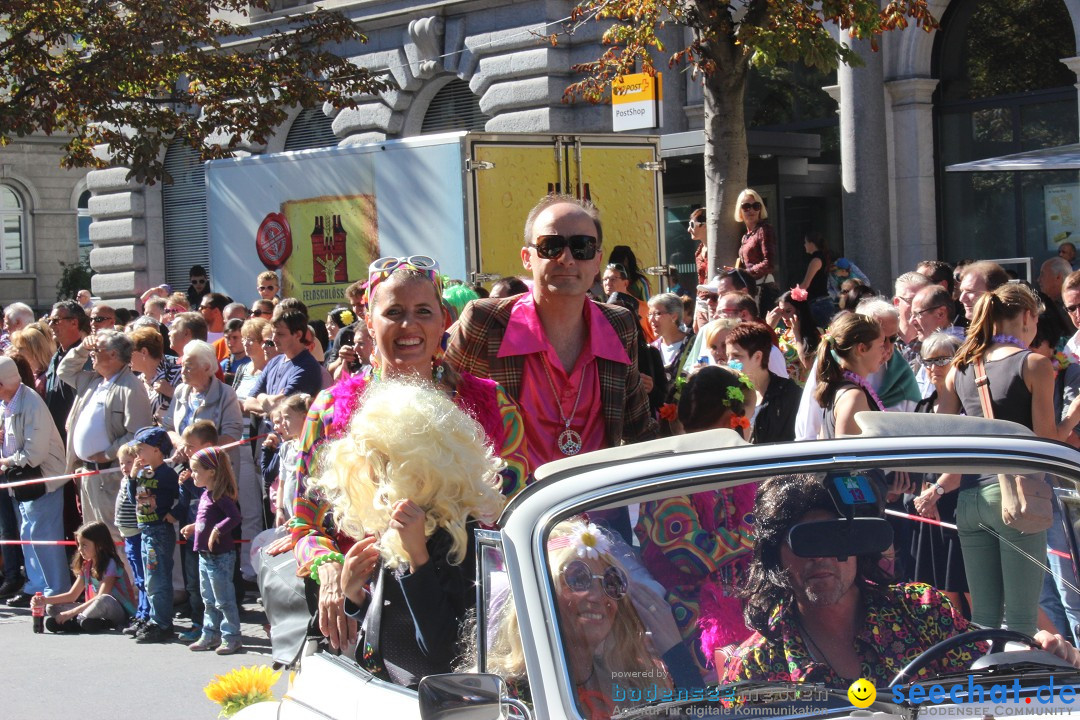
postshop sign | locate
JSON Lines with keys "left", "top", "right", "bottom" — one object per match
{"left": 612, "top": 73, "right": 662, "bottom": 132}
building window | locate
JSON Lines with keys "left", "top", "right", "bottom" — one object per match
{"left": 0, "top": 185, "right": 26, "bottom": 272}
{"left": 934, "top": 0, "right": 1078, "bottom": 265}
{"left": 421, "top": 79, "right": 488, "bottom": 134}
{"left": 162, "top": 140, "right": 209, "bottom": 290}
{"left": 284, "top": 107, "right": 339, "bottom": 151}
{"left": 77, "top": 190, "right": 92, "bottom": 264}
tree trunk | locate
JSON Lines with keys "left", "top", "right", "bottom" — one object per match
{"left": 703, "top": 67, "right": 749, "bottom": 279}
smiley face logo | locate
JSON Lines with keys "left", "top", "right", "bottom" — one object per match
{"left": 848, "top": 678, "right": 876, "bottom": 708}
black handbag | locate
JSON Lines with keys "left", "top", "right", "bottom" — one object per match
{"left": 4, "top": 464, "right": 46, "bottom": 503}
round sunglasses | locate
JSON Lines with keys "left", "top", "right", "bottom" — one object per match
{"left": 561, "top": 560, "right": 628, "bottom": 600}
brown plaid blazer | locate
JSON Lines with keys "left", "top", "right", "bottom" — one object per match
{"left": 445, "top": 294, "right": 658, "bottom": 450}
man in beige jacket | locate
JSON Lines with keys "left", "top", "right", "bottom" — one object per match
{"left": 59, "top": 330, "right": 152, "bottom": 540}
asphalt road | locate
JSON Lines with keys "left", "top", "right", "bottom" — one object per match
{"left": 0, "top": 596, "right": 290, "bottom": 720}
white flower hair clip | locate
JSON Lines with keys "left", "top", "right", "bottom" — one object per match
{"left": 570, "top": 522, "right": 611, "bottom": 559}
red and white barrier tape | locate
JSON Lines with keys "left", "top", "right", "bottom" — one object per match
{"left": 0, "top": 434, "right": 268, "bottom": 489}
{"left": 885, "top": 508, "right": 1070, "bottom": 560}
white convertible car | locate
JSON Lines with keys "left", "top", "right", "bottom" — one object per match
{"left": 238, "top": 414, "right": 1080, "bottom": 719}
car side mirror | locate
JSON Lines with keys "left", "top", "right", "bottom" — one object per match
{"left": 787, "top": 518, "right": 893, "bottom": 560}
{"left": 418, "top": 673, "right": 506, "bottom": 720}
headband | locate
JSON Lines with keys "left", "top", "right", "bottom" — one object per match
{"left": 191, "top": 446, "right": 223, "bottom": 470}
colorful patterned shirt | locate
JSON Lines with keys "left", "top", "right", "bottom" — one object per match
{"left": 721, "top": 583, "right": 984, "bottom": 687}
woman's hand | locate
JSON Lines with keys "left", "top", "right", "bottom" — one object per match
{"left": 316, "top": 560, "right": 357, "bottom": 652}
{"left": 340, "top": 536, "right": 380, "bottom": 605}
{"left": 886, "top": 472, "right": 915, "bottom": 503}
{"left": 389, "top": 499, "right": 430, "bottom": 571}
{"left": 180, "top": 523, "right": 195, "bottom": 539}
{"left": 1034, "top": 630, "right": 1080, "bottom": 668}
{"left": 264, "top": 534, "right": 294, "bottom": 557}
{"left": 913, "top": 485, "right": 940, "bottom": 521}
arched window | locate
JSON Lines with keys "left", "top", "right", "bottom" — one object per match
{"left": 284, "top": 107, "right": 339, "bottom": 151}
{"left": 162, "top": 140, "right": 209, "bottom": 290}
{"left": 421, "top": 79, "right": 488, "bottom": 134}
{"left": 0, "top": 185, "right": 26, "bottom": 272}
{"left": 77, "top": 190, "right": 92, "bottom": 264}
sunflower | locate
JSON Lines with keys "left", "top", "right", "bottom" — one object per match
{"left": 204, "top": 665, "right": 281, "bottom": 718}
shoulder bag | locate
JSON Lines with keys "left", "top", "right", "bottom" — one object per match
{"left": 974, "top": 358, "right": 1052, "bottom": 533}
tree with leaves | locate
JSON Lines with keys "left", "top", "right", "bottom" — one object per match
{"left": 0, "top": 0, "right": 391, "bottom": 184}
{"left": 559, "top": 0, "right": 937, "bottom": 276}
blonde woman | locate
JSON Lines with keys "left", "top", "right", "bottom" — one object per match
{"left": 311, "top": 380, "right": 506, "bottom": 688}
{"left": 9, "top": 325, "right": 56, "bottom": 397}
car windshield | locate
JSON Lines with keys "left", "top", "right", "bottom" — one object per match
{"left": 497, "top": 455, "right": 1080, "bottom": 719}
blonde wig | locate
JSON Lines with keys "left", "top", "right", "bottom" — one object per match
{"left": 309, "top": 380, "right": 506, "bottom": 568}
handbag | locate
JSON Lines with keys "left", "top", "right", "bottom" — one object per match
{"left": 974, "top": 358, "right": 1053, "bottom": 533}
{"left": 3, "top": 464, "right": 46, "bottom": 503}
{"left": 256, "top": 545, "right": 313, "bottom": 666}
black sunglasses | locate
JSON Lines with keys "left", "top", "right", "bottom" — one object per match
{"left": 606, "top": 263, "right": 627, "bottom": 278}
{"left": 741, "top": 202, "right": 762, "bottom": 212}
{"left": 529, "top": 234, "right": 598, "bottom": 261}
{"left": 90, "top": 316, "right": 113, "bottom": 324}
{"left": 262, "top": 339, "right": 275, "bottom": 348}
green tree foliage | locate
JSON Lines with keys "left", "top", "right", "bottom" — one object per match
{"left": 556, "top": 0, "right": 937, "bottom": 270}
{"left": 0, "top": 0, "right": 392, "bottom": 184}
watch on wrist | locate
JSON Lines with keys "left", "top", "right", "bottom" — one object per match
{"left": 930, "top": 482, "right": 945, "bottom": 496}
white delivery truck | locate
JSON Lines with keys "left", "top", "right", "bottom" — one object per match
{"left": 206, "top": 131, "right": 665, "bottom": 317}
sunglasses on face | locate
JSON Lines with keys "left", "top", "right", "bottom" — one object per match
{"left": 191, "top": 278, "right": 207, "bottom": 285}
{"left": 250, "top": 309, "right": 268, "bottom": 317}
{"left": 47, "top": 316, "right": 72, "bottom": 326}
{"left": 165, "top": 307, "right": 185, "bottom": 314}
{"left": 529, "top": 234, "right": 598, "bottom": 261}
{"left": 258, "top": 285, "right": 276, "bottom": 292}
{"left": 561, "top": 560, "right": 628, "bottom": 600}
{"left": 90, "top": 316, "right": 113, "bottom": 324}
{"left": 911, "top": 305, "right": 944, "bottom": 320}
{"left": 688, "top": 216, "right": 704, "bottom": 227}
{"left": 1066, "top": 303, "right": 1080, "bottom": 315}
{"left": 741, "top": 202, "right": 762, "bottom": 212}
{"left": 883, "top": 334, "right": 899, "bottom": 344}
{"left": 921, "top": 356, "right": 953, "bottom": 368}
{"left": 262, "top": 340, "right": 275, "bottom": 348}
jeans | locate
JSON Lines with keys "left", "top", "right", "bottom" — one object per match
{"left": 0, "top": 489, "right": 23, "bottom": 582}
{"left": 141, "top": 523, "right": 175, "bottom": 629}
{"left": 181, "top": 500, "right": 204, "bottom": 624}
{"left": 124, "top": 533, "right": 149, "bottom": 621}
{"left": 1040, "top": 500, "right": 1080, "bottom": 642}
{"left": 19, "top": 489, "right": 71, "bottom": 596}
{"left": 957, "top": 483, "right": 1046, "bottom": 635}
{"left": 199, "top": 551, "right": 240, "bottom": 641}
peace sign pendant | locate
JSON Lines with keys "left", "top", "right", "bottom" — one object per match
{"left": 558, "top": 428, "right": 583, "bottom": 456}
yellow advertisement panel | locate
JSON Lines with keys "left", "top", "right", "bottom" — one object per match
{"left": 473, "top": 144, "right": 560, "bottom": 280}
{"left": 611, "top": 73, "right": 661, "bottom": 104}
{"left": 281, "top": 195, "right": 379, "bottom": 319}
{"left": 578, "top": 146, "right": 661, "bottom": 271}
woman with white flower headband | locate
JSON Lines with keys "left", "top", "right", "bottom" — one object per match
{"left": 484, "top": 518, "right": 671, "bottom": 719}
{"left": 636, "top": 365, "right": 757, "bottom": 683}
{"left": 309, "top": 380, "right": 507, "bottom": 688}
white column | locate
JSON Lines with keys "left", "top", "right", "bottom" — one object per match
{"left": 838, "top": 31, "right": 892, "bottom": 288}
{"left": 1061, "top": 56, "right": 1080, "bottom": 132}
{"left": 886, "top": 77, "right": 940, "bottom": 271}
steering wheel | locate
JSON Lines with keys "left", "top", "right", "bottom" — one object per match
{"left": 889, "top": 628, "right": 1039, "bottom": 686}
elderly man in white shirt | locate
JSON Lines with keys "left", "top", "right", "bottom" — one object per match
{"left": 59, "top": 330, "right": 152, "bottom": 540}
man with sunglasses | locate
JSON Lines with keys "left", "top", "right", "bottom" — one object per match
{"left": 88, "top": 305, "right": 116, "bottom": 333}
{"left": 447, "top": 194, "right": 657, "bottom": 540}
{"left": 186, "top": 264, "right": 211, "bottom": 308}
{"left": 255, "top": 270, "right": 280, "bottom": 303}
{"left": 44, "top": 300, "right": 92, "bottom": 440}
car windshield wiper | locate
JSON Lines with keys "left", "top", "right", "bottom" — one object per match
{"left": 611, "top": 681, "right": 902, "bottom": 719}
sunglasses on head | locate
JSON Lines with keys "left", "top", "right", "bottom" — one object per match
{"left": 606, "top": 263, "right": 627, "bottom": 277}
{"left": 561, "top": 560, "right": 628, "bottom": 600}
{"left": 529, "top": 234, "right": 598, "bottom": 261}
{"left": 741, "top": 201, "right": 762, "bottom": 212}
{"left": 369, "top": 255, "right": 438, "bottom": 274}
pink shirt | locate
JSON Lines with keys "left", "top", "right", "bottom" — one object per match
{"left": 499, "top": 294, "right": 630, "bottom": 469}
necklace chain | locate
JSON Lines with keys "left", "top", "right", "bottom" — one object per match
{"left": 539, "top": 353, "right": 586, "bottom": 456}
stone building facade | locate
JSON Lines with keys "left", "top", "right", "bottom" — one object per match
{"left": 5, "top": 0, "right": 1080, "bottom": 310}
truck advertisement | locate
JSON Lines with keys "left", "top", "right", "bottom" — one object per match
{"left": 206, "top": 132, "right": 664, "bottom": 317}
